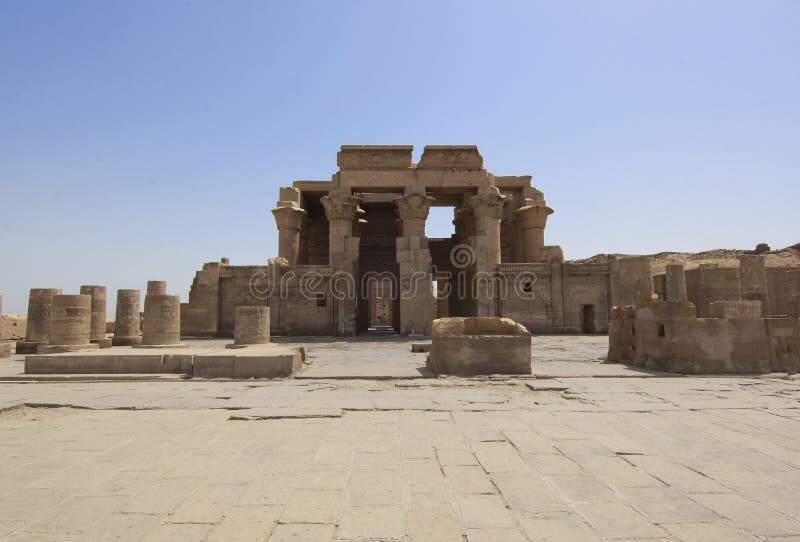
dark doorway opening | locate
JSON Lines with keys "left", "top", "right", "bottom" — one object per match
{"left": 580, "top": 305, "right": 596, "bottom": 334}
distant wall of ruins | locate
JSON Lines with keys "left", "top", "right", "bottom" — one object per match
{"left": 609, "top": 258, "right": 800, "bottom": 374}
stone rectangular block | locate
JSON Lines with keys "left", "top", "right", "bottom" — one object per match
{"left": 25, "top": 351, "right": 191, "bottom": 374}
{"left": 428, "top": 317, "right": 531, "bottom": 376}
{"left": 193, "top": 345, "right": 301, "bottom": 378}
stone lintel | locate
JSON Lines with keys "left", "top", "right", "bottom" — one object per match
{"left": 495, "top": 175, "right": 533, "bottom": 189}
{"left": 337, "top": 145, "right": 414, "bottom": 170}
{"left": 418, "top": 145, "right": 483, "bottom": 169}
{"left": 292, "top": 180, "right": 332, "bottom": 193}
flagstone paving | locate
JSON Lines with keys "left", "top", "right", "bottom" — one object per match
{"left": 1, "top": 336, "right": 800, "bottom": 540}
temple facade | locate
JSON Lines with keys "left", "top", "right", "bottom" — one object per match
{"left": 181, "top": 145, "right": 613, "bottom": 337}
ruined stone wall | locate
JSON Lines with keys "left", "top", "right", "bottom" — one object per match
{"left": 609, "top": 299, "right": 800, "bottom": 374}
{"left": 497, "top": 264, "right": 553, "bottom": 333}
{"left": 609, "top": 256, "right": 653, "bottom": 309}
{"left": 216, "top": 266, "right": 268, "bottom": 337}
{"left": 269, "top": 274, "right": 335, "bottom": 336}
{"left": 1, "top": 314, "right": 26, "bottom": 341}
{"left": 695, "top": 265, "right": 741, "bottom": 317}
{"left": 180, "top": 261, "right": 222, "bottom": 337}
{"left": 684, "top": 268, "right": 700, "bottom": 310}
{"left": 770, "top": 268, "right": 800, "bottom": 317}
{"left": 497, "top": 263, "right": 609, "bottom": 334}
{"left": 563, "top": 265, "right": 610, "bottom": 333}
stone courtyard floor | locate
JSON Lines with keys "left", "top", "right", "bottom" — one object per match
{"left": 2, "top": 336, "right": 800, "bottom": 540}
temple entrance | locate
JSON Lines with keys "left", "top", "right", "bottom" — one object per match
{"left": 368, "top": 278, "right": 394, "bottom": 329}
{"left": 580, "top": 304, "right": 596, "bottom": 334}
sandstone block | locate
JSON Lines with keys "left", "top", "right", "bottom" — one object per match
{"left": 428, "top": 317, "right": 531, "bottom": 375}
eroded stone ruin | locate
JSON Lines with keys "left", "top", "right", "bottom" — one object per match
{"left": 428, "top": 317, "right": 532, "bottom": 376}
{"left": 5, "top": 144, "right": 800, "bottom": 376}
{"left": 608, "top": 256, "right": 800, "bottom": 373}
{"left": 181, "top": 144, "right": 615, "bottom": 338}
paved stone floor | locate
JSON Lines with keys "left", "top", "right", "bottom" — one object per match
{"left": 2, "top": 337, "right": 800, "bottom": 540}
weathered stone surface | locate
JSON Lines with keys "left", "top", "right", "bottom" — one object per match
{"left": 181, "top": 145, "right": 621, "bottom": 338}
{"left": 232, "top": 306, "right": 269, "bottom": 345}
{"left": 16, "top": 288, "right": 61, "bottom": 353}
{"left": 608, "top": 298, "right": 800, "bottom": 374}
{"left": 112, "top": 289, "right": 141, "bottom": 346}
{"left": 49, "top": 294, "right": 92, "bottom": 347}
{"left": 25, "top": 350, "right": 190, "bottom": 374}
{"left": 428, "top": 317, "right": 531, "bottom": 375}
{"left": 146, "top": 281, "right": 166, "bottom": 296}
{"left": 141, "top": 294, "right": 181, "bottom": 346}
{"left": 79, "top": 285, "right": 107, "bottom": 342}
{"left": 665, "top": 264, "right": 688, "bottom": 302}
{"left": 193, "top": 345, "right": 301, "bottom": 378}
{"left": 5, "top": 336, "right": 800, "bottom": 539}
{"left": 1, "top": 313, "right": 26, "bottom": 341}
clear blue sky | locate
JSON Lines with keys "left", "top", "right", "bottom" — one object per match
{"left": 1, "top": 1, "right": 798, "bottom": 313}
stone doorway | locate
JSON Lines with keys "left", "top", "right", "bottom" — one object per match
{"left": 368, "top": 278, "right": 394, "bottom": 329}
{"left": 580, "top": 304, "right": 596, "bottom": 334}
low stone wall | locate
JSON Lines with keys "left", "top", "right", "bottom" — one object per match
{"left": 609, "top": 299, "right": 800, "bottom": 374}
{"left": 1, "top": 315, "right": 26, "bottom": 341}
{"left": 428, "top": 317, "right": 531, "bottom": 376}
{"left": 24, "top": 344, "right": 303, "bottom": 378}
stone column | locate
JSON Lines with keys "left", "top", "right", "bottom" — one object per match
{"left": 322, "top": 193, "right": 363, "bottom": 272}
{"left": 231, "top": 306, "right": 270, "bottom": 346}
{"left": 112, "top": 289, "right": 142, "bottom": 346}
{"left": 665, "top": 264, "right": 688, "bottom": 302}
{"left": 80, "top": 285, "right": 110, "bottom": 347}
{"left": 466, "top": 187, "right": 507, "bottom": 316}
{"left": 513, "top": 203, "right": 553, "bottom": 263}
{"left": 140, "top": 295, "right": 182, "bottom": 346}
{"left": 272, "top": 204, "right": 307, "bottom": 265}
{"left": 16, "top": 288, "right": 61, "bottom": 354}
{"left": 453, "top": 207, "right": 477, "bottom": 246}
{"left": 144, "top": 280, "right": 167, "bottom": 338}
{"left": 395, "top": 192, "right": 435, "bottom": 335}
{"left": 147, "top": 281, "right": 167, "bottom": 296}
{"left": 321, "top": 193, "right": 363, "bottom": 336}
{"left": 49, "top": 295, "right": 92, "bottom": 346}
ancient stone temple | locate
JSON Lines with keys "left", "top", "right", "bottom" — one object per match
{"left": 181, "top": 145, "right": 614, "bottom": 337}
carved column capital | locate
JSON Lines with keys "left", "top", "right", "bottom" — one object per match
{"left": 394, "top": 192, "right": 435, "bottom": 238}
{"left": 394, "top": 193, "right": 435, "bottom": 221}
{"left": 466, "top": 188, "right": 507, "bottom": 221}
{"left": 271, "top": 204, "right": 307, "bottom": 231}
{"left": 321, "top": 193, "right": 363, "bottom": 222}
{"left": 513, "top": 204, "right": 553, "bottom": 230}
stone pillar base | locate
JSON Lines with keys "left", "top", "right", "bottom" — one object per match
{"left": 112, "top": 336, "right": 142, "bottom": 347}
{"left": 16, "top": 341, "right": 46, "bottom": 355}
{"left": 92, "top": 338, "right": 113, "bottom": 349}
{"left": 37, "top": 343, "right": 100, "bottom": 355}
{"left": 0, "top": 342, "right": 10, "bottom": 358}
